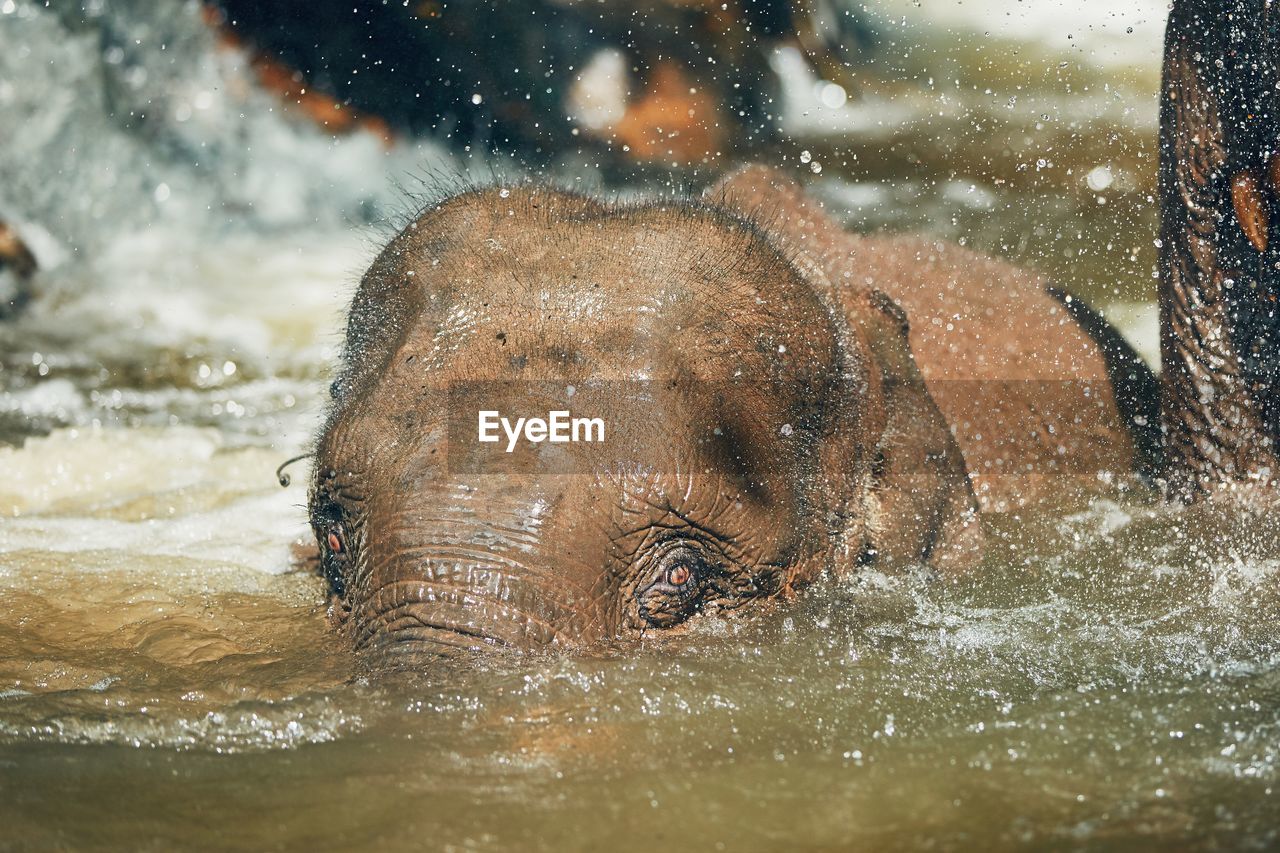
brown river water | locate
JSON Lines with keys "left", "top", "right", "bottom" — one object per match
{"left": 2, "top": 1, "right": 1279, "bottom": 849}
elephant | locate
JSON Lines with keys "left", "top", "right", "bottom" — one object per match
{"left": 1158, "top": 0, "right": 1280, "bottom": 498}
{"left": 304, "top": 0, "right": 1280, "bottom": 660}
{"left": 306, "top": 165, "right": 1159, "bottom": 659}
{"left": 205, "top": 0, "right": 872, "bottom": 164}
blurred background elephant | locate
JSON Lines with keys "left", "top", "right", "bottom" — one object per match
{"left": 205, "top": 0, "right": 874, "bottom": 164}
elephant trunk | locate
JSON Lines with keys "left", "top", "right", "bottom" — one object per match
{"left": 340, "top": 487, "right": 606, "bottom": 658}
{"left": 348, "top": 549, "right": 592, "bottom": 657}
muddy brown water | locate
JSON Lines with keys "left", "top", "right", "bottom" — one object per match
{"left": 3, "top": 1, "right": 1278, "bottom": 849}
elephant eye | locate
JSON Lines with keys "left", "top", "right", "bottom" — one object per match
{"left": 635, "top": 548, "right": 708, "bottom": 629}
{"left": 319, "top": 522, "right": 348, "bottom": 599}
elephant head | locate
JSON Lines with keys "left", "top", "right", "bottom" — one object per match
{"left": 308, "top": 186, "right": 978, "bottom": 660}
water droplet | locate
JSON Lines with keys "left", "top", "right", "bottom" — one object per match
{"left": 818, "top": 81, "right": 847, "bottom": 109}
{"left": 1085, "top": 165, "right": 1113, "bottom": 191}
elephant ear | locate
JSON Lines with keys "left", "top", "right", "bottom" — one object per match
{"left": 856, "top": 288, "right": 982, "bottom": 572}
{"left": 708, "top": 164, "right": 981, "bottom": 570}
{"left": 1159, "top": 0, "right": 1280, "bottom": 497}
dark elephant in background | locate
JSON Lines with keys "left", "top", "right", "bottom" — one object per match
{"left": 1159, "top": 0, "right": 1280, "bottom": 497}
{"left": 205, "top": 0, "right": 873, "bottom": 164}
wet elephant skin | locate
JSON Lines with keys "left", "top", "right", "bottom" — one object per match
{"left": 308, "top": 166, "right": 1154, "bottom": 660}
{"left": 1159, "top": 0, "right": 1280, "bottom": 496}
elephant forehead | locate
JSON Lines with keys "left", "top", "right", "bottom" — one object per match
{"left": 380, "top": 212, "right": 839, "bottom": 376}
{"left": 414, "top": 209, "right": 803, "bottom": 311}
